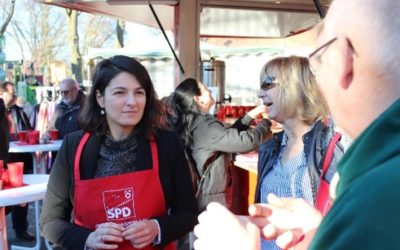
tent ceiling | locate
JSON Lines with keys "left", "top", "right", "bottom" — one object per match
{"left": 39, "top": 0, "right": 330, "bottom": 30}
{"left": 39, "top": 0, "right": 176, "bottom": 29}
{"left": 202, "top": 0, "right": 331, "bottom": 12}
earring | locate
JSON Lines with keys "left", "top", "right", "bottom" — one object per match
{"left": 100, "top": 109, "right": 105, "bottom": 115}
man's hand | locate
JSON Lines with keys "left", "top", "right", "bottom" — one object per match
{"left": 194, "top": 202, "right": 261, "bottom": 250}
{"left": 248, "top": 194, "right": 322, "bottom": 249}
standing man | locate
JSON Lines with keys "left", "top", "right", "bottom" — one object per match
{"left": 0, "top": 81, "right": 35, "bottom": 241}
{"left": 193, "top": 0, "right": 400, "bottom": 249}
{"left": 49, "top": 78, "right": 86, "bottom": 139}
{"left": 307, "top": 0, "right": 400, "bottom": 248}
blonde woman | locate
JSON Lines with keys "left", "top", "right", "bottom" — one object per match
{"left": 255, "top": 56, "right": 343, "bottom": 250}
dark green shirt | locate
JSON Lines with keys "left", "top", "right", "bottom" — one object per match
{"left": 310, "top": 98, "right": 400, "bottom": 249}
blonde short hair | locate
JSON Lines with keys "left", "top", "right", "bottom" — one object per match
{"left": 260, "top": 56, "right": 328, "bottom": 125}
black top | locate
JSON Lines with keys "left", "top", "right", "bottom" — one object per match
{"left": 40, "top": 129, "right": 198, "bottom": 250}
{"left": 54, "top": 91, "right": 86, "bottom": 139}
{"left": 0, "top": 98, "right": 9, "bottom": 160}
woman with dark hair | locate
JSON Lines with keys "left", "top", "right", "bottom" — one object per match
{"left": 40, "top": 55, "right": 198, "bottom": 250}
{"left": 167, "top": 78, "right": 271, "bottom": 211}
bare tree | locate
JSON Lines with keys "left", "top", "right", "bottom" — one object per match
{"left": 0, "top": 0, "right": 16, "bottom": 37}
{"left": 80, "top": 14, "right": 115, "bottom": 56}
{"left": 66, "top": 9, "right": 82, "bottom": 83}
{"left": 8, "top": 0, "right": 65, "bottom": 84}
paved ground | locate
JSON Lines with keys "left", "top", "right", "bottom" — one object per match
{"left": 6, "top": 203, "right": 49, "bottom": 250}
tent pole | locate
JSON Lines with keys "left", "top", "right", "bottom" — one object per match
{"left": 312, "top": 0, "right": 325, "bottom": 18}
{"left": 149, "top": 3, "right": 185, "bottom": 74}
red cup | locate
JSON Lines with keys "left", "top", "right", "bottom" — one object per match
{"left": 48, "top": 129, "right": 59, "bottom": 140}
{"left": 0, "top": 160, "right": 3, "bottom": 183}
{"left": 18, "top": 131, "right": 27, "bottom": 142}
{"left": 8, "top": 162, "right": 24, "bottom": 187}
{"left": 225, "top": 105, "right": 233, "bottom": 117}
{"left": 231, "top": 106, "right": 239, "bottom": 118}
{"left": 217, "top": 106, "right": 226, "bottom": 122}
{"left": 238, "top": 106, "right": 246, "bottom": 117}
{"left": 27, "top": 130, "right": 40, "bottom": 145}
{"left": 1, "top": 169, "right": 10, "bottom": 186}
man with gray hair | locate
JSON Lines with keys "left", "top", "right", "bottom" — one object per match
{"left": 50, "top": 78, "right": 86, "bottom": 139}
{"left": 193, "top": 0, "right": 400, "bottom": 249}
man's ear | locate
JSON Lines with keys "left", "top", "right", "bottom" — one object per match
{"left": 96, "top": 90, "right": 104, "bottom": 108}
{"left": 337, "top": 36, "right": 354, "bottom": 90}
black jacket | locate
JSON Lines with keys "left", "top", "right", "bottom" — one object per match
{"left": 0, "top": 98, "right": 9, "bottom": 160}
{"left": 255, "top": 121, "right": 344, "bottom": 204}
{"left": 40, "top": 129, "right": 198, "bottom": 250}
{"left": 8, "top": 104, "right": 32, "bottom": 133}
{"left": 54, "top": 91, "right": 86, "bottom": 139}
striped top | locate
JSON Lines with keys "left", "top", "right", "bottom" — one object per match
{"left": 260, "top": 132, "right": 314, "bottom": 250}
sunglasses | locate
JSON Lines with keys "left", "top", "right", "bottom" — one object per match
{"left": 261, "top": 76, "right": 277, "bottom": 91}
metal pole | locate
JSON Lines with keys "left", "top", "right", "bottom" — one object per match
{"left": 148, "top": 3, "right": 185, "bottom": 74}
{"left": 312, "top": 0, "right": 326, "bottom": 18}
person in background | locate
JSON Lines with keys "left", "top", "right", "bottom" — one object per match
{"left": 0, "top": 81, "right": 35, "bottom": 241}
{"left": 49, "top": 77, "right": 86, "bottom": 139}
{"left": 193, "top": 0, "right": 400, "bottom": 249}
{"left": 40, "top": 55, "right": 198, "bottom": 250}
{"left": 255, "top": 56, "right": 343, "bottom": 249}
{"left": 167, "top": 78, "right": 271, "bottom": 211}
{"left": 0, "top": 97, "right": 8, "bottom": 161}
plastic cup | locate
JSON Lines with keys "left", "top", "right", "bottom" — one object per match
{"left": 0, "top": 161, "right": 3, "bottom": 190}
{"left": 8, "top": 162, "right": 24, "bottom": 187}
{"left": 48, "top": 129, "right": 59, "bottom": 140}
{"left": 27, "top": 130, "right": 40, "bottom": 145}
{"left": 18, "top": 131, "right": 27, "bottom": 142}
{"left": 1, "top": 168, "right": 9, "bottom": 186}
{"left": 0, "top": 160, "right": 3, "bottom": 185}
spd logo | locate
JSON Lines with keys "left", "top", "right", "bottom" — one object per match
{"left": 102, "top": 188, "right": 136, "bottom": 222}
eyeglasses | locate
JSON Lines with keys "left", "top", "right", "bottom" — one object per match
{"left": 258, "top": 76, "right": 277, "bottom": 98}
{"left": 261, "top": 76, "right": 277, "bottom": 91}
{"left": 309, "top": 37, "right": 357, "bottom": 75}
{"left": 308, "top": 37, "right": 338, "bottom": 75}
{"left": 60, "top": 89, "right": 73, "bottom": 96}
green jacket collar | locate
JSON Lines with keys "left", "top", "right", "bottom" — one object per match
{"left": 337, "top": 98, "right": 400, "bottom": 196}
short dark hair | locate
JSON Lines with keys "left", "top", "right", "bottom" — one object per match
{"left": 79, "top": 55, "right": 163, "bottom": 137}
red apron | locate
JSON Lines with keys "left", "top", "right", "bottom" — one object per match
{"left": 316, "top": 132, "right": 341, "bottom": 216}
{"left": 73, "top": 133, "right": 175, "bottom": 250}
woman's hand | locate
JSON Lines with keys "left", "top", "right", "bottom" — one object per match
{"left": 247, "top": 105, "right": 268, "bottom": 119}
{"left": 85, "top": 222, "right": 124, "bottom": 250}
{"left": 122, "top": 219, "right": 159, "bottom": 249}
